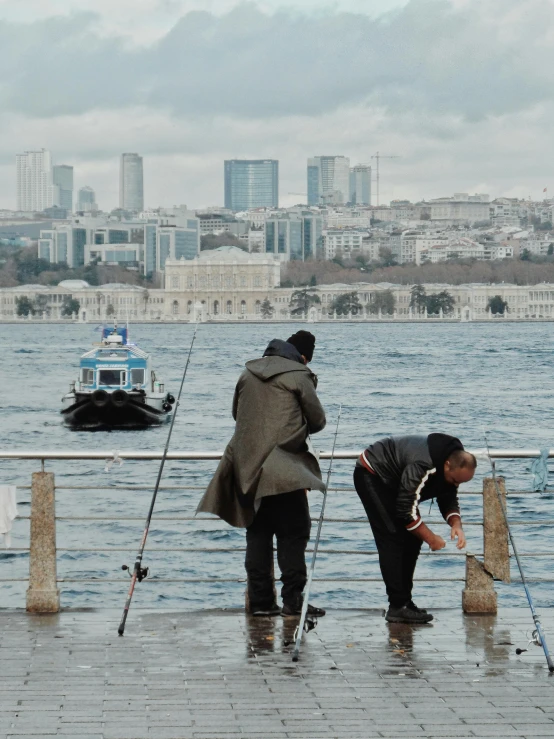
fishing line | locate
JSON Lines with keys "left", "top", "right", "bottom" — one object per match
{"left": 483, "top": 431, "right": 554, "bottom": 672}
{"left": 118, "top": 323, "right": 199, "bottom": 636}
{"left": 292, "top": 405, "right": 342, "bottom": 662}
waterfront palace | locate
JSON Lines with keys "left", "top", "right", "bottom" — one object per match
{"left": 2, "top": 246, "right": 554, "bottom": 321}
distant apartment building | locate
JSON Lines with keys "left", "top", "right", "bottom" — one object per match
{"left": 490, "top": 198, "right": 521, "bottom": 227}
{"left": 120, "top": 153, "right": 144, "bottom": 212}
{"left": 326, "top": 208, "right": 371, "bottom": 228}
{"left": 224, "top": 160, "right": 279, "bottom": 211}
{"left": 16, "top": 149, "right": 58, "bottom": 212}
{"left": 322, "top": 229, "right": 370, "bottom": 260}
{"left": 264, "top": 211, "right": 323, "bottom": 260}
{"left": 349, "top": 165, "right": 371, "bottom": 205}
{"left": 430, "top": 193, "right": 490, "bottom": 225}
{"left": 53, "top": 165, "right": 74, "bottom": 212}
{"left": 307, "top": 156, "right": 350, "bottom": 206}
{"left": 77, "top": 186, "right": 97, "bottom": 213}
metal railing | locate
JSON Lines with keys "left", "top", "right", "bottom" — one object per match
{"left": 1, "top": 450, "right": 553, "bottom": 613}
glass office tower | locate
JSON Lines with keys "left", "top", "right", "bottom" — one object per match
{"left": 224, "top": 160, "right": 279, "bottom": 211}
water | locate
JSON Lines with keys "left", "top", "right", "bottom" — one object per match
{"left": 1, "top": 321, "right": 554, "bottom": 611}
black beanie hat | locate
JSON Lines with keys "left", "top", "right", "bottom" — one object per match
{"left": 286, "top": 330, "right": 316, "bottom": 362}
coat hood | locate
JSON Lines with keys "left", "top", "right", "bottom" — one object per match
{"left": 427, "top": 433, "right": 464, "bottom": 478}
{"left": 245, "top": 339, "right": 308, "bottom": 381}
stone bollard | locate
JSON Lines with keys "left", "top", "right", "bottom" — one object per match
{"left": 462, "top": 554, "right": 497, "bottom": 613}
{"left": 483, "top": 476, "right": 510, "bottom": 583}
{"left": 26, "top": 472, "right": 60, "bottom": 613}
{"left": 462, "top": 476, "right": 510, "bottom": 614}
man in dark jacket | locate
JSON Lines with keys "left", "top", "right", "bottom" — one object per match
{"left": 353, "top": 434, "right": 476, "bottom": 624}
{"left": 197, "top": 331, "right": 327, "bottom": 617}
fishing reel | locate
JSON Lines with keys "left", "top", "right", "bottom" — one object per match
{"left": 121, "top": 564, "right": 149, "bottom": 582}
{"left": 516, "top": 629, "right": 543, "bottom": 655}
{"left": 293, "top": 615, "right": 318, "bottom": 643}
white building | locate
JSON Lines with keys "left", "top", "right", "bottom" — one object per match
{"left": 16, "top": 149, "right": 58, "bottom": 212}
{"left": 430, "top": 193, "right": 490, "bottom": 225}
{"left": 85, "top": 243, "right": 142, "bottom": 267}
{"left": 120, "top": 153, "right": 144, "bottom": 212}
{"left": 326, "top": 208, "right": 372, "bottom": 228}
{"left": 163, "top": 246, "right": 281, "bottom": 319}
{"left": 322, "top": 229, "right": 370, "bottom": 260}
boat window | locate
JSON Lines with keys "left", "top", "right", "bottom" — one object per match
{"left": 81, "top": 368, "right": 94, "bottom": 385}
{"left": 98, "top": 369, "right": 125, "bottom": 386}
{"left": 131, "top": 368, "right": 145, "bottom": 386}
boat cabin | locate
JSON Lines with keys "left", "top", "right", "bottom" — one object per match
{"left": 76, "top": 327, "right": 153, "bottom": 393}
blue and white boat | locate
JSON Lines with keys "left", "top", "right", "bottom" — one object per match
{"left": 61, "top": 326, "right": 174, "bottom": 429}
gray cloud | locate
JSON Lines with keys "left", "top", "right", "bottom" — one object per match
{"left": 1, "top": 0, "right": 553, "bottom": 121}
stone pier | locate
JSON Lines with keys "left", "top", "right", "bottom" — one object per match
{"left": 26, "top": 471, "right": 60, "bottom": 613}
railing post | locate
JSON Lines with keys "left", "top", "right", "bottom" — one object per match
{"left": 26, "top": 471, "right": 60, "bottom": 613}
{"left": 483, "top": 476, "right": 510, "bottom": 583}
{"left": 462, "top": 476, "right": 510, "bottom": 614}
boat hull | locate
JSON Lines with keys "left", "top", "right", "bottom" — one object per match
{"left": 61, "top": 391, "right": 171, "bottom": 430}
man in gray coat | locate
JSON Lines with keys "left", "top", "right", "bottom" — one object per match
{"left": 197, "top": 331, "right": 327, "bottom": 617}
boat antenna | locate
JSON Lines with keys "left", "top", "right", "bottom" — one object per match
{"left": 292, "top": 405, "right": 341, "bottom": 662}
{"left": 118, "top": 322, "right": 199, "bottom": 636}
{"left": 483, "top": 430, "right": 554, "bottom": 672}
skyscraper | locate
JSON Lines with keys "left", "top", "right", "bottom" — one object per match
{"left": 16, "top": 149, "right": 57, "bottom": 212}
{"left": 349, "top": 165, "right": 372, "bottom": 205}
{"left": 77, "top": 186, "right": 98, "bottom": 212}
{"left": 120, "top": 153, "right": 144, "bottom": 212}
{"left": 224, "top": 160, "right": 279, "bottom": 211}
{"left": 53, "top": 165, "right": 74, "bottom": 212}
{"left": 307, "top": 156, "right": 350, "bottom": 206}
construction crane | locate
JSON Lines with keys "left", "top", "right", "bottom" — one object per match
{"left": 370, "top": 151, "right": 400, "bottom": 206}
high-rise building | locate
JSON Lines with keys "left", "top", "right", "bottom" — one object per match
{"left": 53, "top": 165, "right": 74, "bottom": 212}
{"left": 264, "top": 210, "right": 323, "bottom": 261}
{"left": 349, "top": 165, "right": 372, "bottom": 205}
{"left": 224, "top": 160, "right": 279, "bottom": 211}
{"left": 77, "top": 186, "right": 98, "bottom": 213}
{"left": 16, "top": 149, "right": 57, "bottom": 212}
{"left": 120, "top": 153, "right": 144, "bottom": 212}
{"left": 307, "top": 156, "right": 350, "bottom": 206}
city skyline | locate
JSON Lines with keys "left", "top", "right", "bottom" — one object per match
{"left": 1, "top": 2, "right": 553, "bottom": 210}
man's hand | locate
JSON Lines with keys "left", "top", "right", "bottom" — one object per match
{"left": 450, "top": 521, "right": 466, "bottom": 550}
{"left": 429, "top": 534, "right": 446, "bottom": 551}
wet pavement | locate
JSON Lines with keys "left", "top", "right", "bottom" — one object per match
{"left": 0, "top": 608, "right": 553, "bottom": 738}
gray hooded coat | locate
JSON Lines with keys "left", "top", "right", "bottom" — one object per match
{"left": 197, "top": 340, "right": 327, "bottom": 528}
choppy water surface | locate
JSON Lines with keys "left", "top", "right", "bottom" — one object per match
{"left": 2, "top": 321, "right": 554, "bottom": 611}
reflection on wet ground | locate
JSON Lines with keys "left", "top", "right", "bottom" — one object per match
{"left": 0, "top": 608, "right": 553, "bottom": 738}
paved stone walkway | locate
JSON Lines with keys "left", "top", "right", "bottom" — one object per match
{"left": 0, "top": 608, "right": 553, "bottom": 738}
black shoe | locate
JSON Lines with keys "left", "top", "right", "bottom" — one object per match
{"left": 251, "top": 604, "right": 281, "bottom": 617}
{"left": 407, "top": 600, "right": 428, "bottom": 614}
{"left": 385, "top": 604, "right": 433, "bottom": 624}
{"left": 282, "top": 602, "right": 326, "bottom": 617}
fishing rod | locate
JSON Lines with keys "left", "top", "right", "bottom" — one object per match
{"left": 292, "top": 405, "right": 342, "bottom": 663}
{"left": 483, "top": 431, "right": 554, "bottom": 672}
{"left": 118, "top": 323, "right": 199, "bottom": 636}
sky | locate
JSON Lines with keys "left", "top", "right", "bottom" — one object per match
{"left": 1, "top": 0, "right": 554, "bottom": 210}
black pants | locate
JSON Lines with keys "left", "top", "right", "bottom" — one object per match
{"left": 245, "top": 490, "right": 311, "bottom": 610}
{"left": 353, "top": 467, "right": 422, "bottom": 608}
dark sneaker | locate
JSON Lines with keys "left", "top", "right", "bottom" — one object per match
{"left": 407, "top": 600, "right": 428, "bottom": 614}
{"left": 282, "top": 602, "right": 326, "bottom": 617}
{"left": 251, "top": 604, "right": 281, "bottom": 617}
{"left": 385, "top": 604, "right": 433, "bottom": 624}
